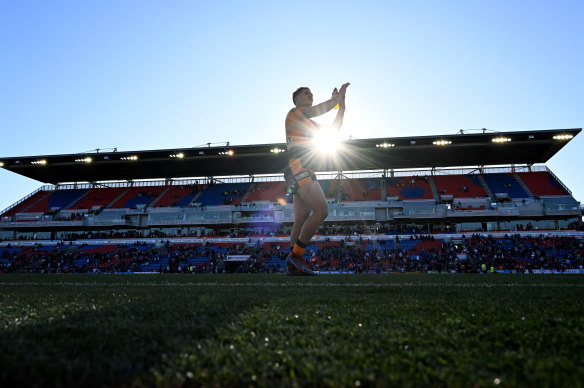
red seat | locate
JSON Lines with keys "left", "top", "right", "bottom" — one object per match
{"left": 433, "top": 175, "right": 487, "bottom": 198}
{"left": 517, "top": 171, "right": 568, "bottom": 196}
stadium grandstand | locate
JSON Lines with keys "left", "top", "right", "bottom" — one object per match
{"left": 1, "top": 128, "right": 583, "bottom": 274}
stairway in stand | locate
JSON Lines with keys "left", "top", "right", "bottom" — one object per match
{"left": 513, "top": 173, "right": 533, "bottom": 197}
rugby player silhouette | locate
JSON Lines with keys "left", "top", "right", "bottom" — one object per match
{"left": 284, "top": 82, "right": 350, "bottom": 275}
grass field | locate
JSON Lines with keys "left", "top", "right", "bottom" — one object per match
{"left": 1, "top": 274, "right": 583, "bottom": 387}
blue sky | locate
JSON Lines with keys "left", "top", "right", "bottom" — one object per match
{"left": 1, "top": 0, "right": 582, "bottom": 211}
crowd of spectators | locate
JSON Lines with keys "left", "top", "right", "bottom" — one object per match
{"left": 3, "top": 217, "right": 582, "bottom": 242}
{"left": 1, "top": 234, "right": 582, "bottom": 275}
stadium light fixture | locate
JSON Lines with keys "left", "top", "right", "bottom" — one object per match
{"left": 219, "top": 150, "right": 234, "bottom": 156}
{"left": 170, "top": 153, "right": 184, "bottom": 159}
{"left": 492, "top": 137, "right": 511, "bottom": 143}
{"left": 553, "top": 134, "right": 573, "bottom": 141}
{"left": 433, "top": 139, "right": 452, "bottom": 146}
{"left": 270, "top": 147, "right": 285, "bottom": 154}
{"left": 121, "top": 155, "right": 138, "bottom": 161}
{"left": 376, "top": 142, "right": 394, "bottom": 148}
{"left": 75, "top": 157, "right": 92, "bottom": 163}
{"left": 31, "top": 159, "right": 47, "bottom": 165}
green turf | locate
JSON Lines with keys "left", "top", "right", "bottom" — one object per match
{"left": 1, "top": 274, "right": 583, "bottom": 387}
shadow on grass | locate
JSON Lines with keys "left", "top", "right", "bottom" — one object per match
{"left": 0, "top": 277, "right": 271, "bottom": 387}
{"left": 2, "top": 274, "right": 584, "bottom": 387}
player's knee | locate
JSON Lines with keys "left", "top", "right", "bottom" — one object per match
{"left": 315, "top": 203, "right": 328, "bottom": 221}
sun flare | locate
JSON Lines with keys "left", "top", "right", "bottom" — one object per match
{"left": 312, "top": 127, "right": 342, "bottom": 154}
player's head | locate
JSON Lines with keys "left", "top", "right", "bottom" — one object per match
{"left": 292, "top": 87, "right": 313, "bottom": 107}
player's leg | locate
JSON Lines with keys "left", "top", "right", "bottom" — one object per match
{"left": 284, "top": 159, "right": 324, "bottom": 275}
{"left": 295, "top": 180, "right": 328, "bottom": 244}
{"left": 287, "top": 195, "right": 311, "bottom": 275}
{"left": 286, "top": 181, "right": 328, "bottom": 275}
{"left": 290, "top": 193, "right": 311, "bottom": 247}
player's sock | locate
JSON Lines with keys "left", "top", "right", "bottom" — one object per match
{"left": 292, "top": 239, "right": 307, "bottom": 258}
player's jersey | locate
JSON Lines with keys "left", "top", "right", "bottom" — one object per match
{"left": 285, "top": 107, "right": 319, "bottom": 153}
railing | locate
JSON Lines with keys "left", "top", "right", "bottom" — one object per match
{"left": 545, "top": 203, "right": 581, "bottom": 211}
{"left": 0, "top": 219, "right": 84, "bottom": 227}
{"left": 497, "top": 208, "right": 520, "bottom": 216}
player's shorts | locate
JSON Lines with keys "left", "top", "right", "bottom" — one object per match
{"left": 284, "top": 158, "right": 317, "bottom": 195}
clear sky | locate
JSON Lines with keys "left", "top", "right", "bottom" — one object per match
{"left": 1, "top": 0, "right": 582, "bottom": 212}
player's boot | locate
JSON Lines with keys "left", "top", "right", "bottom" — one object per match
{"left": 286, "top": 263, "right": 303, "bottom": 276}
{"left": 286, "top": 253, "right": 317, "bottom": 276}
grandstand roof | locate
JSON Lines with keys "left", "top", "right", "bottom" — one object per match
{"left": 0, "top": 128, "right": 580, "bottom": 184}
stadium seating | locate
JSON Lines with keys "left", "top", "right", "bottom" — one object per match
{"left": 197, "top": 183, "right": 251, "bottom": 206}
{"left": 517, "top": 171, "right": 569, "bottom": 196}
{"left": 365, "top": 178, "right": 382, "bottom": 189}
{"left": 433, "top": 174, "right": 487, "bottom": 198}
{"left": 78, "top": 244, "right": 118, "bottom": 254}
{"left": 363, "top": 178, "right": 383, "bottom": 200}
{"left": 1, "top": 234, "right": 583, "bottom": 274}
{"left": 340, "top": 179, "right": 381, "bottom": 201}
{"left": 395, "top": 239, "right": 421, "bottom": 251}
{"left": 244, "top": 181, "right": 288, "bottom": 203}
{"left": 8, "top": 189, "right": 88, "bottom": 214}
{"left": 23, "top": 192, "right": 59, "bottom": 213}
{"left": 290, "top": 178, "right": 383, "bottom": 201}
{"left": 481, "top": 173, "right": 529, "bottom": 198}
{"left": 1, "top": 190, "right": 51, "bottom": 217}
{"left": 318, "top": 179, "right": 340, "bottom": 199}
{"left": 408, "top": 239, "right": 443, "bottom": 254}
{"left": 48, "top": 189, "right": 89, "bottom": 209}
{"left": 109, "top": 186, "right": 167, "bottom": 209}
{"left": 68, "top": 187, "right": 130, "bottom": 210}
{"left": 152, "top": 185, "right": 201, "bottom": 208}
{"left": 386, "top": 176, "right": 434, "bottom": 200}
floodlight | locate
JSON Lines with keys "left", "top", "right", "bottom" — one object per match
{"left": 553, "top": 134, "right": 573, "bottom": 141}
{"left": 492, "top": 137, "right": 511, "bottom": 143}
{"left": 433, "top": 139, "right": 452, "bottom": 146}
{"left": 375, "top": 142, "right": 394, "bottom": 148}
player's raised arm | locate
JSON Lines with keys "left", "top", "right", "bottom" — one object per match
{"left": 302, "top": 82, "right": 350, "bottom": 118}
{"left": 331, "top": 89, "right": 346, "bottom": 130}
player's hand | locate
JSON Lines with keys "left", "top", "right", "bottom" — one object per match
{"left": 338, "top": 82, "right": 350, "bottom": 97}
{"left": 331, "top": 87, "right": 338, "bottom": 99}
